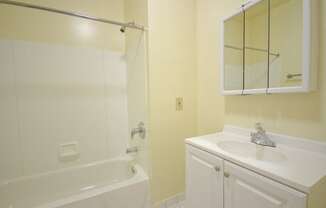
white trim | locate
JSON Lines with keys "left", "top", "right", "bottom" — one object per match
{"left": 220, "top": 17, "right": 225, "bottom": 95}
{"left": 302, "top": 0, "right": 311, "bottom": 91}
{"left": 267, "top": 86, "right": 309, "bottom": 94}
{"left": 222, "top": 7, "right": 243, "bottom": 22}
{"left": 221, "top": 89, "right": 243, "bottom": 96}
{"left": 220, "top": 7, "right": 244, "bottom": 95}
{"left": 242, "top": 88, "right": 267, "bottom": 95}
{"left": 242, "top": 0, "right": 265, "bottom": 11}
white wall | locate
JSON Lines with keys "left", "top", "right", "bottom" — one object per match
{"left": 0, "top": 40, "right": 129, "bottom": 182}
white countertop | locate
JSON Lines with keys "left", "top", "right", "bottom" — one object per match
{"left": 185, "top": 126, "right": 326, "bottom": 194}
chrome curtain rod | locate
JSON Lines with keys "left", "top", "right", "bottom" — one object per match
{"left": 225, "top": 44, "right": 280, "bottom": 57}
{"left": 0, "top": 0, "right": 146, "bottom": 31}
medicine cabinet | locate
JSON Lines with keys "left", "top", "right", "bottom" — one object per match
{"left": 221, "top": 0, "right": 318, "bottom": 95}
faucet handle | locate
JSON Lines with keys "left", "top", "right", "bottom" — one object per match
{"left": 131, "top": 122, "right": 146, "bottom": 139}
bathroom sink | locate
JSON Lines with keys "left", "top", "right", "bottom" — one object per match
{"left": 217, "top": 141, "right": 286, "bottom": 162}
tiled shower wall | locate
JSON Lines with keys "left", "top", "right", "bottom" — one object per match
{"left": 0, "top": 40, "right": 129, "bottom": 182}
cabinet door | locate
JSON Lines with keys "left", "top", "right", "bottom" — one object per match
{"left": 243, "top": 0, "right": 269, "bottom": 93}
{"left": 222, "top": 10, "right": 244, "bottom": 94}
{"left": 186, "top": 145, "right": 223, "bottom": 208}
{"left": 224, "top": 161, "right": 307, "bottom": 208}
{"left": 268, "top": 0, "right": 316, "bottom": 93}
{"left": 221, "top": 0, "right": 316, "bottom": 95}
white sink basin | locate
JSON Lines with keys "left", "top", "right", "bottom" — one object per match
{"left": 217, "top": 141, "right": 286, "bottom": 162}
{"left": 186, "top": 126, "right": 326, "bottom": 193}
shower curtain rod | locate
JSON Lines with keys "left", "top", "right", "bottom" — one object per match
{"left": 0, "top": 0, "right": 146, "bottom": 31}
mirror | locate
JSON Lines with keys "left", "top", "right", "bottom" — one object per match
{"left": 244, "top": 0, "right": 269, "bottom": 91}
{"left": 269, "top": 0, "right": 303, "bottom": 88}
{"left": 221, "top": 0, "right": 316, "bottom": 95}
{"left": 223, "top": 12, "right": 244, "bottom": 91}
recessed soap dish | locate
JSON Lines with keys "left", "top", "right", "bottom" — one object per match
{"left": 59, "top": 142, "right": 80, "bottom": 162}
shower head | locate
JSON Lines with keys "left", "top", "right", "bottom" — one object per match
{"left": 120, "top": 22, "right": 136, "bottom": 33}
{"left": 120, "top": 26, "right": 126, "bottom": 33}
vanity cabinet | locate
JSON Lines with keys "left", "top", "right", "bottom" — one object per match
{"left": 186, "top": 145, "right": 223, "bottom": 208}
{"left": 186, "top": 145, "right": 307, "bottom": 208}
{"left": 221, "top": 0, "right": 318, "bottom": 95}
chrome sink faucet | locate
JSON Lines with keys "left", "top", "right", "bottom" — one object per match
{"left": 250, "top": 123, "right": 276, "bottom": 148}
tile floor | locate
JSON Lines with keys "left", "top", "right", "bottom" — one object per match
{"left": 166, "top": 201, "right": 184, "bottom": 208}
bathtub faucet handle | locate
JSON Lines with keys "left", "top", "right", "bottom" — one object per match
{"left": 131, "top": 122, "right": 146, "bottom": 139}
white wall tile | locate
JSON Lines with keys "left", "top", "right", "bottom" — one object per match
{"left": 0, "top": 40, "right": 23, "bottom": 182}
{"left": 0, "top": 40, "right": 129, "bottom": 181}
{"left": 125, "top": 31, "right": 149, "bottom": 174}
{"left": 103, "top": 51, "right": 129, "bottom": 158}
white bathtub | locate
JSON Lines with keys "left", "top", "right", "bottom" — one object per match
{"left": 0, "top": 157, "right": 149, "bottom": 208}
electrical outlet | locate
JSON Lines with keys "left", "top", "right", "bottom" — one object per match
{"left": 176, "top": 97, "right": 183, "bottom": 111}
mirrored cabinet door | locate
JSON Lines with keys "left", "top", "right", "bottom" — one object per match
{"left": 223, "top": 12, "right": 244, "bottom": 93}
{"left": 269, "top": 0, "right": 303, "bottom": 89}
{"left": 244, "top": 0, "right": 269, "bottom": 93}
{"left": 221, "top": 0, "right": 317, "bottom": 95}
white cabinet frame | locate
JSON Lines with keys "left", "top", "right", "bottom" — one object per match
{"left": 220, "top": 0, "right": 317, "bottom": 95}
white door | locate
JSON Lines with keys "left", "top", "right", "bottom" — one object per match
{"left": 224, "top": 161, "right": 307, "bottom": 208}
{"left": 186, "top": 145, "right": 223, "bottom": 208}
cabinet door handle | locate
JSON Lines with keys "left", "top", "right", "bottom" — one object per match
{"left": 214, "top": 166, "right": 220, "bottom": 172}
{"left": 224, "top": 172, "right": 230, "bottom": 178}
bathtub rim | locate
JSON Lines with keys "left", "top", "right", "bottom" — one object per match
{"left": 0, "top": 155, "right": 134, "bottom": 186}
{"left": 35, "top": 163, "right": 148, "bottom": 208}
{"left": 1, "top": 156, "right": 149, "bottom": 208}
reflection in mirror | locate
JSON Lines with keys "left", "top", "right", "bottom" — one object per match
{"left": 269, "top": 0, "right": 302, "bottom": 88}
{"left": 224, "top": 12, "right": 243, "bottom": 91}
{"left": 244, "top": 0, "right": 269, "bottom": 90}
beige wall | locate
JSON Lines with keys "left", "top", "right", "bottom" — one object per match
{"left": 0, "top": 0, "right": 125, "bottom": 51}
{"left": 147, "top": 0, "right": 198, "bottom": 203}
{"left": 196, "top": 0, "right": 241, "bottom": 135}
{"left": 197, "top": 0, "right": 326, "bottom": 142}
{"left": 225, "top": 0, "right": 326, "bottom": 142}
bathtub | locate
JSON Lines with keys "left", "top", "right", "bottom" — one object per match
{"left": 0, "top": 157, "right": 149, "bottom": 208}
